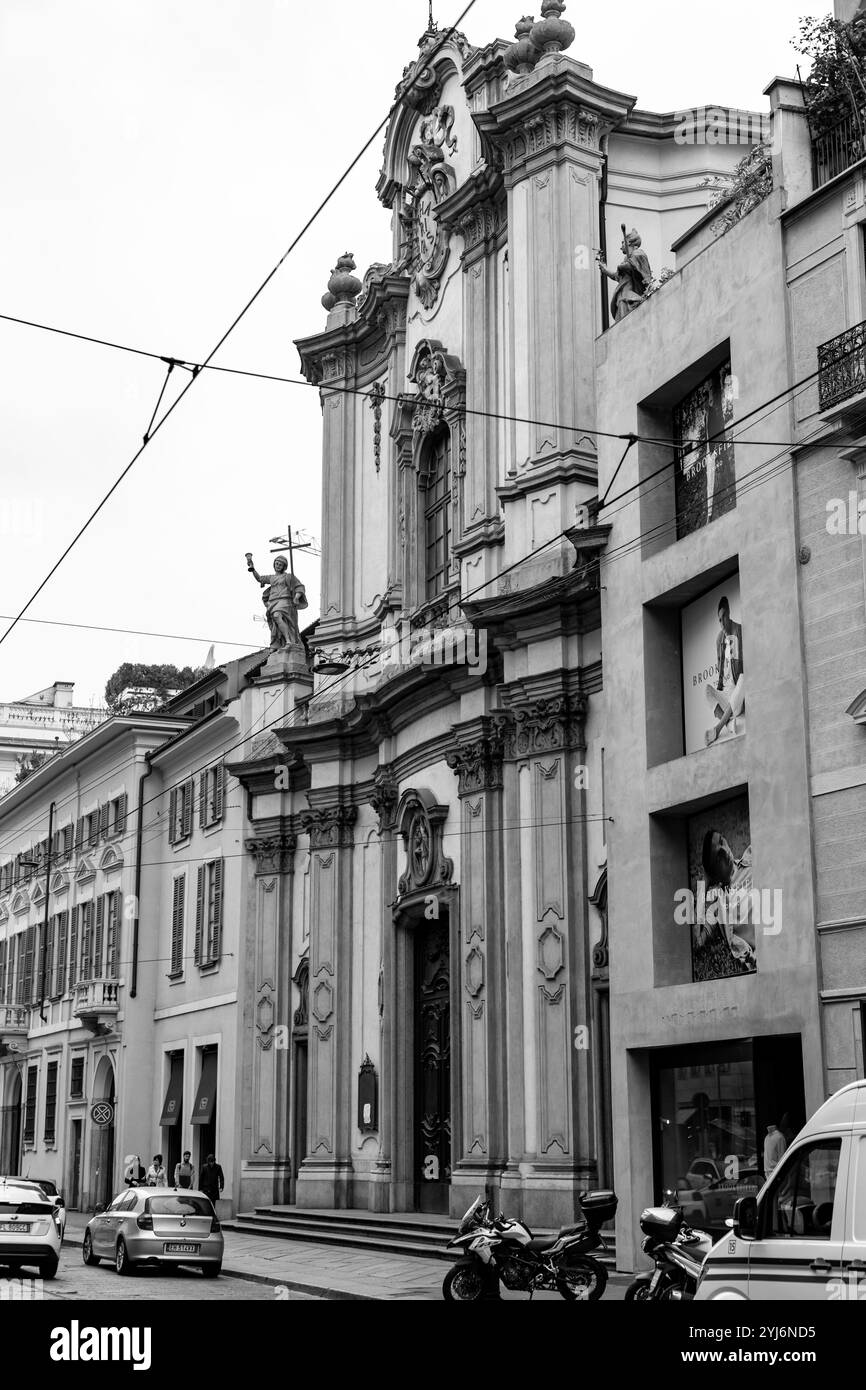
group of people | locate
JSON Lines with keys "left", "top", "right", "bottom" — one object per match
{"left": 123, "top": 1150, "right": 224, "bottom": 1203}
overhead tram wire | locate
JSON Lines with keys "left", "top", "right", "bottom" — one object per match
{"left": 0, "top": 0, "right": 481, "bottom": 655}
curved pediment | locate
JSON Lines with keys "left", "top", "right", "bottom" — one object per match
{"left": 99, "top": 844, "right": 124, "bottom": 873}
{"left": 30, "top": 879, "right": 45, "bottom": 906}
{"left": 75, "top": 856, "right": 96, "bottom": 885}
{"left": 11, "top": 890, "right": 29, "bottom": 915}
{"left": 50, "top": 868, "right": 70, "bottom": 895}
{"left": 377, "top": 32, "right": 473, "bottom": 209}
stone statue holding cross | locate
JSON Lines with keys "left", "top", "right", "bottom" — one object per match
{"left": 246, "top": 552, "right": 308, "bottom": 652}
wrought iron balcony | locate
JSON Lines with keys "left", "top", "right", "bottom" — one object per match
{"left": 818, "top": 320, "right": 866, "bottom": 414}
{"left": 812, "top": 108, "right": 866, "bottom": 189}
{"left": 72, "top": 978, "right": 119, "bottom": 1021}
{"left": 0, "top": 1005, "right": 30, "bottom": 1043}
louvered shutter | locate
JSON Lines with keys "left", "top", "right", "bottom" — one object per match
{"left": 94, "top": 896, "right": 105, "bottom": 978}
{"left": 23, "top": 926, "right": 35, "bottom": 1004}
{"left": 194, "top": 866, "right": 205, "bottom": 965}
{"left": 211, "top": 859, "right": 223, "bottom": 964}
{"left": 213, "top": 765, "right": 225, "bottom": 822}
{"left": 44, "top": 919, "right": 54, "bottom": 999}
{"left": 171, "top": 876, "right": 185, "bottom": 973}
{"left": 98, "top": 802, "right": 110, "bottom": 841}
{"left": 182, "top": 780, "right": 193, "bottom": 839}
{"left": 168, "top": 787, "right": 178, "bottom": 844}
{"left": 199, "top": 772, "right": 208, "bottom": 828}
{"left": 33, "top": 925, "right": 45, "bottom": 1005}
{"left": 69, "top": 907, "right": 78, "bottom": 990}
{"left": 75, "top": 816, "right": 84, "bottom": 851}
{"left": 55, "top": 911, "right": 68, "bottom": 996}
{"left": 0, "top": 940, "right": 6, "bottom": 1006}
{"left": 115, "top": 792, "right": 127, "bottom": 836}
{"left": 80, "top": 903, "right": 93, "bottom": 980}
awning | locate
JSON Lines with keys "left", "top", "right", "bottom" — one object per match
{"left": 159, "top": 1063, "right": 184, "bottom": 1127}
{"left": 190, "top": 1051, "right": 218, "bottom": 1125}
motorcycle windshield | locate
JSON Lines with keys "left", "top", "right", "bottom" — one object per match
{"left": 458, "top": 1196, "right": 482, "bottom": 1231}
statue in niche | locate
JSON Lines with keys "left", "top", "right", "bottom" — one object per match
{"left": 596, "top": 227, "right": 653, "bottom": 321}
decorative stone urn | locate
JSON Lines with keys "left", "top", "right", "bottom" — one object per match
{"left": 325, "top": 252, "right": 363, "bottom": 307}
{"left": 504, "top": 16, "right": 540, "bottom": 74}
{"left": 529, "top": 0, "right": 575, "bottom": 56}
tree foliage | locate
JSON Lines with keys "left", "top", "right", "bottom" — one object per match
{"left": 793, "top": 13, "right": 866, "bottom": 136}
{"left": 14, "top": 750, "right": 53, "bottom": 784}
{"left": 700, "top": 142, "right": 774, "bottom": 237}
{"left": 104, "top": 662, "right": 209, "bottom": 713}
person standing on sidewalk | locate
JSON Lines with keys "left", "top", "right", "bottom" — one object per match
{"left": 174, "top": 1152, "right": 195, "bottom": 1190}
{"left": 200, "top": 1154, "right": 224, "bottom": 1206}
{"left": 146, "top": 1154, "right": 167, "bottom": 1187}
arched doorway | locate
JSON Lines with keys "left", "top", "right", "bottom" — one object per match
{"left": 0, "top": 1068, "right": 22, "bottom": 1175}
{"left": 91, "top": 1057, "right": 116, "bottom": 1209}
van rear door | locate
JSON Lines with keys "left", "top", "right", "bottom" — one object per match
{"left": 748, "top": 1137, "right": 847, "bottom": 1299}
{"left": 841, "top": 1133, "right": 866, "bottom": 1302}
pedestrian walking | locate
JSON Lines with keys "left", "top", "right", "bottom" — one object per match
{"left": 146, "top": 1153, "right": 167, "bottom": 1187}
{"left": 124, "top": 1154, "right": 145, "bottom": 1187}
{"left": 199, "top": 1153, "right": 224, "bottom": 1205}
{"left": 174, "top": 1151, "right": 195, "bottom": 1189}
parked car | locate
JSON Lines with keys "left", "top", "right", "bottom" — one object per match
{"left": 82, "top": 1187, "right": 223, "bottom": 1277}
{"left": 20, "top": 1177, "right": 66, "bottom": 1237}
{"left": 696, "top": 1079, "right": 866, "bottom": 1300}
{"left": 0, "top": 1178, "right": 62, "bottom": 1278}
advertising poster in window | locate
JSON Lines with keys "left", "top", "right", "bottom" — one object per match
{"left": 674, "top": 361, "right": 736, "bottom": 538}
{"left": 682, "top": 792, "right": 757, "bottom": 983}
{"left": 681, "top": 575, "right": 744, "bottom": 755}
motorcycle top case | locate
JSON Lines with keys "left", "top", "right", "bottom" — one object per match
{"left": 638, "top": 1206, "right": 682, "bottom": 1242}
{"left": 578, "top": 1190, "right": 618, "bottom": 1227}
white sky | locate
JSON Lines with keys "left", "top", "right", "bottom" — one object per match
{"left": 0, "top": 0, "right": 831, "bottom": 706}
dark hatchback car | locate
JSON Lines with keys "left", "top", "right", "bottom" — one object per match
{"left": 83, "top": 1188, "right": 223, "bottom": 1276}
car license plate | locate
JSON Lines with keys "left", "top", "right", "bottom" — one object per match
{"left": 164, "top": 1242, "right": 199, "bottom": 1254}
{"left": 0, "top": 1221, "right": 30, "bottom": 1233}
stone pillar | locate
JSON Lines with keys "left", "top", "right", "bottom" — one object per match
{"left": 367, "top": 767, "right": 399, "bottom": 1211}
{"left": 241, "top": 832, "right": 296, "bottom": 1209}
{"left": 498, "top": 686, "right": 596, "bottom": 1227}
{"left": 318, "top": 351, "right": 357, "bottom": 635}
{"left": 446, "top": 723, "right": 507, "bottom": 1211}
{"left": 294, "top": 801, "right": 357, "bottom": 1209}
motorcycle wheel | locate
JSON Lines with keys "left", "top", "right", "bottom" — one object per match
{"left": 557, "top": 1256, "right": 608, "bottom": 1302}
{"left": 624, "top": 1273, "right": 656, "bottom": 1302}
{"left": 443, "top": 1260, "right": 487, "bottom": 1302}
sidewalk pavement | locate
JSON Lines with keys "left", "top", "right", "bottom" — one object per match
{"left": 62, "top": 1213, "right": 632, "bottom": 1301}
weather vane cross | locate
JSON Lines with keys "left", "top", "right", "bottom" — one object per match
{"left": 427, "top": 0, "right": 436, "bottom": 31}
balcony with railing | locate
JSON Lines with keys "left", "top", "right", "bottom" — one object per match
{"left": 812, "top": 108, "right": 866, "bottom": 189}
{"left": 818, "top": 319, "right": 866, "bottom": 418}
{"left": 72, "top": 978, "right": 119, "bottom": 1022}
{"left": 0, "top": 1004, "right": 31, "bottom": 1045}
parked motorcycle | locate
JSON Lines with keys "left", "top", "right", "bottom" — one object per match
{"left": 625, "top": 1194, "right": 714, "bottom": 1301}
{"left": 443, "top": 1191, "right": 617, "bottom": 1301}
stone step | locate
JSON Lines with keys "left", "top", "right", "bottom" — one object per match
{"left": 224, "top": 1207, "right": 617, "bottom": 1266}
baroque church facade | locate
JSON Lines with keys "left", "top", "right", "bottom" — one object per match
{"left": 230, "top": 10, "right": 749, "bottom": 1227}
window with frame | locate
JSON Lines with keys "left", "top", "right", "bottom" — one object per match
{"left": 53, "top": 910, "right": 68, "bottom": 998}
{"left": 199, "top": 765, "right": 225, "bottom": 829}
{"left": 68, "top": 906, "right": 79, "bottom": 991}
{"left": 43, "top": 1060, "right": 58, "bottom": 1144}
{"left": 18, "top": 926, "right": 35, "bottom": 1005}
{"left": 23, "top": 1066, "right": 38, "bottom": 1146}
{"left": 108, "top": 794, "right": 127, "bottom": 838}
{"left": 70, "top": 1056, "right": 85, "bottom": 1098}
{"left": 169, "top": 875, "right": 186, "bottom": 977}
{"left": 765, "top": 1139, "right": 842, "bottom": 1240}
{"left": 78, "top": 901, "right": 94, "bottom": 981}
{"left": 85, "top": 810, "right": 100, "bottom": 849}
{"left": 0, "top": 939, "right": 7, "bottom": 1005}
{"left": 169, "top": 779, "right": 194, "bottom": 844}
{"left": 194, "top": 859, "right": 223, "bottom": 968}
{"left": 423, "top": 430, "right": 452, "bottom": 601}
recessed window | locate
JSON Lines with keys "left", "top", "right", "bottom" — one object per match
{"left": 423, "top": 431, "right": 451, "bottom": 601}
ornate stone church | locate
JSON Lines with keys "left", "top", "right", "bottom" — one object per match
{"left": 230, "top": 6, "right": 747, "bottom": 1226}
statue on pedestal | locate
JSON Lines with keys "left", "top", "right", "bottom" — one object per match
{"left": 596, "top": 227, "right": 653, "bottom": 322}
{"left": 246, "top": 552, "right": 308, "bottom": 653}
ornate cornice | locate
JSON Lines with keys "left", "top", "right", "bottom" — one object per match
{"left": 245, "top": 834, "right": 297, "bottom": 876}
{"left": 300, "top": 803, "right": 358, "bottom": 850}
{"left": 496, "top": 692, "right": 588, "bottom": 760}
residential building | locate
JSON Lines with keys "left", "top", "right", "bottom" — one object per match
{"left": 0, "top": 682, "right": 105, "bottom": 795}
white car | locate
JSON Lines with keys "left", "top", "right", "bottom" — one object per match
{"left": 0, "top": 1178, "right": 62, "bottom": 1279}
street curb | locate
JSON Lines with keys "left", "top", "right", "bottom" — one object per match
{"left": 61, "top": 1230, "right": 377, "bottom": 1300}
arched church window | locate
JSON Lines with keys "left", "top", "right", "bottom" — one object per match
{"left": 422, "top": 428, "right": 451, "bottom": 600}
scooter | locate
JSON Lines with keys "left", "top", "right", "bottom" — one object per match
{"left": 443, "top": 1191, "right": 616, "bottom": 1301}
{"left": 625, "top": 1195, "right": 714, "bottom": 1301}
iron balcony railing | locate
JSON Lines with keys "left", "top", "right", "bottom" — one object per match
{"left": 818, "top": 319, "right": 866, "bottom": 413}
{"left": 812, "top": 107, "right": 866, "bottom": 189}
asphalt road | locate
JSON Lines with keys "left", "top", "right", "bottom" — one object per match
{"left": 4, "top": 1246, "right": 318, "bottom": 1301}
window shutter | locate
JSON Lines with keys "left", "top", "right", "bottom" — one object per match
{"left": 69, "top": 907, "right": 78, "bottom": 990}
{"left": 171, "top": 875, "right": 185, "bottom": 973}
{"left": 199, "top": 772, "right": 208, "bottom": 828}
{"left": 0, "top": 940, "right": 6, "bottom": 1006}
{"left": 24, "top": 925, "right": 35, "bottom": 1004}
{"left": 75, "top": 816, "right": 84, "bottom": 851}
{"left": 44, "top": 919, "right": 54, "bottom": 999}
{"left": 98, "top": 802, "right": 110, "bottom": 841}
{"left": 55, "top": 911, "right": 68, "bottom": 996}
{"left": 194, "top": 866, "right": 205, "bottom": 965}
{"left": 94, "top": 895, "right": 105, "bottom": 978}
{"left": 81, "top": 902, "right": 93, "bottom": 980}
{"left": 213, "top": 764, "right": 225, "bottom": 822}
{"left": 105, "top": 892, "right": 120, "bottom": 978}
{"left": 33, "top": 925, "right": 44, "bottom": 1005}
{"left": 115, "top": 792, "right": 127, "bottom": 836}
{"left": 168, "top": 787, "right": 178, "bottom": 844}
{"left": 88, "top": 812, "right": 99, "bottom": 848}
{"left": 211, "top": 859, "right": 224, "bottom": 964}
{"left": 182, "top": 780, "right": 193, "bottom": 839}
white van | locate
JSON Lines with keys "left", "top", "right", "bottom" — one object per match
{"left": 695, "top": 1079, "right": 866, "bottom": 1301}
